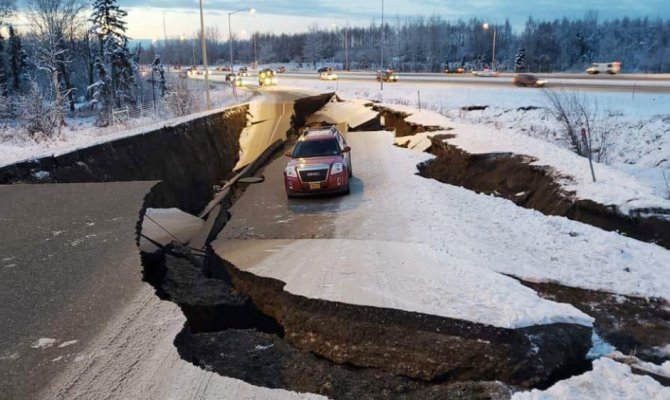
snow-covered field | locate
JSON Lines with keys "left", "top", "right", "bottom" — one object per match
{"left": 512, "top": 358, "right": 669, "bottom": 400}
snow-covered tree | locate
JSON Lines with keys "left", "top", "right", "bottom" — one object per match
{"left": 89, "top": 57, "right": 112, "bottom": 126}
{"left": 90, "top": 0, "right": 135, "bottom": 107}
{"left": 0, "top": 34, "right": 7, "bottom": 97}
{"left": 152, "top": 55, "right": 166, "bottom": 97}
{"left": 302, "top": 23, "right": 323, "bottom": 67}
{"left": 32, "top": 33, "right": 73, "bottom": 138}
{"left": 164, "top": 78, "right": 200, "bottom": 117}
{"left": 24, "top": 0, "right": 83, "bottom": 112}
{"left": 7, "top": 25, "right": 26, "bottom": 92}
{"left": 515, "top": 45, "right": 527, "bottom": 72}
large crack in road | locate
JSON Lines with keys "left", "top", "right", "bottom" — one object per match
{"left": 137, "top": 94, "right": 614, "bottom": 399}
{"left": 136, "top": 92, "right": 669, "bottom": 399}
{"left": 377, "top": 106, "right": 670, "bottom": 250}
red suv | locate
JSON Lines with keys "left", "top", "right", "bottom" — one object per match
{"left": 284, "top": 127, "right": 352, "bottom": 197}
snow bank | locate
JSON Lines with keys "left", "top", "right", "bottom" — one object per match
{"left": 512, "top": 358, "right": 670, "bottom": 400}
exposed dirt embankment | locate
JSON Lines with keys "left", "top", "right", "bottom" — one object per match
{"left": 220, "top": 257, "right": 591, "bottom": 389}
{"left": 380, "top": 108, "right": 442, "bottom": 137}
{"left": 134, "top": 94, "right": 594, "bottom": 399}
{"left": 377, "top": 106, "right": 670, "bottom": 250}
{"left": 518, "top": 279, "right": 670, "bottom": 365}
{"left": 291, "top": 92, "right": 336, "bottom": 132}
{"left": 0, "top": 106, "right": 248, "bottom": 214}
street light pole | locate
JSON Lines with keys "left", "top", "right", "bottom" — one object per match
{"left": 198, "top": 0, "right": 211, "bottom": 109}
{"left": 345, "top": 21, "right": 349, "bottom": 71}
{"left": 228, "top": 8, "right": 256, "bottom": 71}
{"left": 380, "top": 0, "right": 384, "bottom": 91}
{"left": 253, "top": 33, "right": 257, "bottom": 69}
{"left": 483, "top": 23, "right": 497, "bottom": 71}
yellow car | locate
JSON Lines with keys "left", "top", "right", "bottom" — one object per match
{"left": 258, "top": 69, "right": 278, "bottom": 86}
{"left": 319, "top": 71, "right": 338, "bottom": 81}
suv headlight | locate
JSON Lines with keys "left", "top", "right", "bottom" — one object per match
{"left": 285, "top": 166, "right": 297, "bottom": 178}
{"left": 331, "top": 163, "right": 344, "bottom": 175}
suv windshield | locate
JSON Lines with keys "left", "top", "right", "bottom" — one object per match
{"left": 292, "top": 139, "right": 340, "bottom": 158}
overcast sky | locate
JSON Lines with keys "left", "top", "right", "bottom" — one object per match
{"left": 120, "top": 0, "right": 669, "bottom": 40}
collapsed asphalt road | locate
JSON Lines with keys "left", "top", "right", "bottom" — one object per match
{"left": 150, "top": 128, "right": 598, "bottom": 399}
{"left": 0, "top": 182, "right": 155, "bottom": 400}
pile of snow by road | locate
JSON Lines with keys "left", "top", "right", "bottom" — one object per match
{"left": 512, "top": 358, "right": 670, "bottom": 399}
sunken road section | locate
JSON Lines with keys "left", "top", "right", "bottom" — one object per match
{"left": 138, "top": 94, "right": 595, "bottom": 400}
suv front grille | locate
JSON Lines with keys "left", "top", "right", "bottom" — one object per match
{"left": 299, "top": 168, "right": 329, "bottom": 182}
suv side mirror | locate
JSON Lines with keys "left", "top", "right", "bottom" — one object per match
{"left": 342, "top": 146, "right": 351, "bottom": 153}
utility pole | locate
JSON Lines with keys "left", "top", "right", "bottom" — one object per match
{"left": 345, "top": 20, "right": 349, "bottom": 71}
{"left": 492, "top": 28, "right": 497, "bottom": 71}
{"left": 228, "top": 12, "right": 234, "bottom": 71}
{"left": 163, "top": 12, "right": 168, "bottom": 69}
{"left": 253, "top": 33, "right": 258, "bottom": 69}
{"left": 198, "top": 0, "right": 211, "bottom": 109}
{"left": 380, "top": 0, "right": 384, "bottom": 91}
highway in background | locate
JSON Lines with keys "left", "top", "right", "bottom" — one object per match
{"left": 273, "top": 70, "right": 670, "bottom": 93}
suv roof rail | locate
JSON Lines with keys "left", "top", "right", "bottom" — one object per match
{"left": 303, "top": 125, "right": 339, "bottom": 137}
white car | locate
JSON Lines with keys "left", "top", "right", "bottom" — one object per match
{"left": 472, "top": 69, "right": 499, "bottom": 77}
{"left": 319, "top": 71, "right": 338, "bottom": 81}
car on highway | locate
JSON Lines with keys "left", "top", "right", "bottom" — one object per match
{"left": 586, "top": 62, "right": 621, "bottom": 74}
{"left": 317, "top": 66, "right": 333, "bottom": 73}
{"left": 238, "top": 66, "right": 249, "bottom": 77}
{"left": 319, "top": 71, "right": 338, "bottom": 80}
{"left": 277, "top": 66, "right": 286, "bottom": 73}
{"left": 444, "top": 67, "right": 465, "bottom": 74}
{"left": 472, "top": 69, "right": 499, "bottom": 77}
{"left": 258, "top": 69, "right": 278, "bottom": 86}
{"left": 513, "top": 73, "right": 547, "bottom": 87}
{"left": 284, "top": 126, "right": 352, "bottom": 197}
{"left": 376, "top": 69, "right": 398, "bottom": 82}
{"left": 215, "top": 66, "right": 232, "bottom": 72}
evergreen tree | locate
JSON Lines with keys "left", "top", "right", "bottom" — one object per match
{"left": 90, "top": 0, "right": 135, "bottom": 107}
{"left": 7, "top": 25, "right": 26, "bottom": 92}
{"left": 515, "top": 44, "right": 527, "bottom": 72}
{"left": 90, "top": 56, "right": 113, "bottom": 126}
{"left": 152, "top": 55, "right": 166, "bottom": 97}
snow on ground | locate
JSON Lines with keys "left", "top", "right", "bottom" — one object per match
{"left": 219, "top": 239, "right": 593, "bottom": 329}
{"left": 512, "top": 358, "right": 670, "bottom": 400}
{"left": 382, "top": 105, "right": 670, "bottom": 214}
{"left": 219, "top": 128, "right": 670, "bottom": 333}
{"left": 277, "top": 78, "right": 670, "bottom": 205}
{"left": 0, "top": 89, "right": 252, "bottom": 169}
{"left": 608, "top": 352, "right": 670, "bottom": 378}
{"left": 41, "top": 286, "right": 325, "bottom": 400}
{"left": 330, "top": 131, "right": 670, "bottom": 302}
